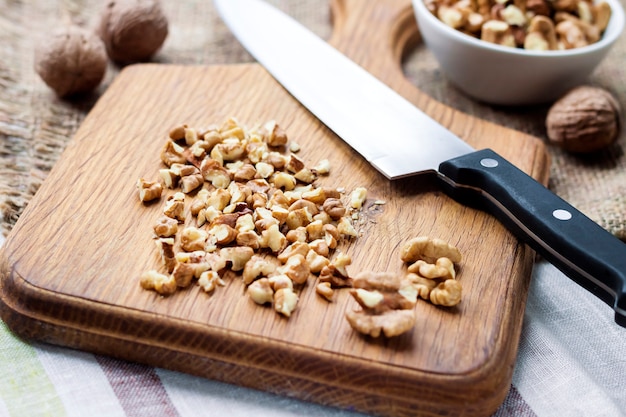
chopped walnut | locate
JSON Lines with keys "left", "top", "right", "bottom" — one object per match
{"left": 161, "top": 140, "right": 186, "bottom": 167}
{"left": 285, "top": 227, "right": 307, "bottom": 243}
{"left": 180, "top": 227, "right": 209, "bottom": 252}
{"left": 156, "top": 237, "right": 177, "bottom": 273}
{"left": 137, "top": 178, "right": 163, "bottom": 202}
{"left": 289, "top": 199, "right": 319, "bottom": 216}
{"left": 236, "top": 230, "right": 261, "bottom": 249}
{"left": 242, "top": 255, "right": 277, "bottom": 285}
{"left": 294, "top": 168, "right": 316, "bottom": 184}
{"left": 260, "top": 224, "right": 287, "bottom": 253}
{"left": 140, "top": 118, "right": 377, "bottom": 324}
{"left": 337, "top": 216, "right": 358, "bottom": 238}
{"left": 277, "top": 241, "right": 310, "bottom": 263}
{"left": 402, "top": 237, "right": 463, "bottom": 307}
{"left": 285, "top": 153, "right": 305, "bottom": 174}
{"left": 274, "top": 287, "right": 299, "bottom": 317}
{"left": 349, "top": 187, "right": 367, "bottom": 209}
{"left": 198, "top": 270, "right": 225, "bottom": 293}
{"left": 255, "top": 162, "right": 275, "bottom": 179}
{"left": 270, "top": 205, "right": 289, "bottom": 224}
{"left": 159, "top": 168, "right": 179, "bottom": 189}
{"left": 201, "top": 159, "right": 231, "bottom": 189}
{"left": 345, "top": 271, "right": 419, "bottom": 337}
{"left": 235, "top": 213, "right": 255, "bottom": 233}
{"left": 262, "top": 120, "right": 288, "bottom": 147}
{"left": 306, "top": 250, "right": 330, "bottom": 274}
{"left": 345, "top": 309, "right": 416, "bottom": 338}
{"left": 351, "top": 271, "right": 417, "bottom": 313}
{"left": 313, "top": 159, "right": 330, "bottom": 175}
{"left": 304, "top": 220, "right": 324, "bottom": 241}
{"left": 271, "top": 171, "right": 296, "bottom": 190}
{"left": 285, "top": 207, "right": 313, "bottom": 230}
{"left": 190, "top": 189, "right": 210, "bottom": 216}
{"left": 220, "top": 246, "right": 254, "bottom": 271}
{"left": 172, "top": 262, "right": 196, "bottom": 288}
{"left": 278, "top": 254, "right": 310, "bottom": 285}
{"left": 169, "top": 124, "right": 187, "bottom": 141}
{"left": 180, "top": 173, "right": 204, "bottom": 194}
{"left": 233, "top": 163, "right": 257, "bottom": 182}
{"left": 248, "top": 277, "right": 274, "bottom": 304}
{"left": 430, "top": 279, "right": 462, "bottom": 307}
{"left": 323, "top": 224, "right": 339, "bottom": 249}
{"left": 289, "top": 141, "right": 300, "bottom": 153}
{"left": 319, "top": 264, "right": 352, "bottom": 288}
{"left": 322, "top": 198, "right": 345, "bottom": 220}
{"left": 308, "top": 239, "right": 330, "bottom": 259}
{"left": 400, "top": 236, "right": 462, "bottom": 264}
{"left": 140, "top": 270, "right": 177, "bottom": 295}
{"left": 268, "top": 274, "right": 293, "bottom": 291}
{"left": 163, "top": 192, "right": 185, "bottom": 221}
{"left": 407, "top": 273, "right": 438, "bottom": 300}
{"left": 208, "top": 223, "right": 238, "bottom": 246}
{"left": 315, "top": 281, "right": 334, "bottom": 301}
{"left": 407, "top": 257, "right": 456, "bottom": 280}
{"left": 153, "top": 215, "right": 178, "bottom": 237}
{"left": 184, "top": 126, "right": 200, "bottom": 146}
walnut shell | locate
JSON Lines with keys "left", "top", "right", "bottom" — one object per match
{"left": 98, "top": 0, "right": 168, "bottom": 64}
{"left": 546, "top": 86, "right": 622, "bottom": 153}
{"left": 34, "top": 25, "right": 107, "bottom": 98}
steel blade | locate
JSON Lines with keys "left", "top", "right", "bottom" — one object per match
{"left": 214, "top": 0, "right": 474, "bottom": 179}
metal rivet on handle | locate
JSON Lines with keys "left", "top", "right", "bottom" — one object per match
{"left": 480, "top": 158, "right": 499, "bottom": 168}
{"left": 553, "top": 209, "right": 572, "bottom": 221}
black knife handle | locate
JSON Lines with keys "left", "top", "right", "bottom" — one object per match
{"left": 438, "top": 149, "right": 626, "bottom": 327}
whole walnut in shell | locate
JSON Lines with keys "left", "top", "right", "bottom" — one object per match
{"left": 34, "top": 25, "right": 108, "bottom": 98}
{"left": 98, "top": 0, "right": 168, "bottom": 63}
{"left": 546, "top": 86, "right": 622, "bottom": 153}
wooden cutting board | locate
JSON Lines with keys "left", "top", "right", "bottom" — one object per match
{"left": 0, "top": 0, "right": 550, "bottom": 416}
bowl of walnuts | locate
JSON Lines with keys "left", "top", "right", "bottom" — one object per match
{"left": 412, "top": 0, "right": 625, "bottom": 105}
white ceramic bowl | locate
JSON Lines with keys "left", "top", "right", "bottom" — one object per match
{"left": 412, "top": 0, "right": 625, "bottom": 105}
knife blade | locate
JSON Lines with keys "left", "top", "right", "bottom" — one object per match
{"left": 214, "top": 0, "right": 626, "bottom": 327}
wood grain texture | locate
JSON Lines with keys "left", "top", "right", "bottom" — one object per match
{"left": 0, "top": 1, "right": 549, "bottom": 416}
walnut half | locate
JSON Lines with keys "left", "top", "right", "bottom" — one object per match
{"left": 345, "top": 271, "right": 418, "bottom": 338}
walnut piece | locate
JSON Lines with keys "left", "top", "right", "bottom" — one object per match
{"left": 345, "top": 309, "right": 416, "bottom": 338}
{"left": 345, "top": 271, "right": 418, "bottom": 338}
{"left": 140, "top": 270, "right": 176, "bottom": 295}
{"left": 402, "top": 237, "right": 464, "bottom": 307}
{"left": 198, "top": 270, "right": 225, "bottom": 293}
{"left": 407, "top": 257, "right": 456, "bottom": 280}
{"left": 400, "top": 236, "right": 462, "bottom": 264}
{"left": 546, "top": 86, "right": 621, "bottom": 153}
{"left": 153, "top": 215, "right": 178, "bottom": 237}
{"left": 156, "top": 237, "right": 176, "bottom": 273}
{"left": 247, "top": 278, "right": 274, "bottom": 304}
{"left": 315, "top": 281, "right": 334, "bottom": 301}
{"left": 137, "top": 178, "right": 163, "bottom": 202}
{"left": 351, "top": 271, "right": 418, "bottom": 313}
{"left": 430, "top": 279, "right": 463, "bottom": 307}
{"left": 274, "top": 287, "right": 299, "bottom": 317}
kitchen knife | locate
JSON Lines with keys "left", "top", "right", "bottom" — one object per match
{"left": 214, "top": 0, "right": 626, "bottom": 327}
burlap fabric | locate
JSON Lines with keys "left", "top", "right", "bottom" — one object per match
{"left": 1, "top": 0, "right": 625, "bottom": 240}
